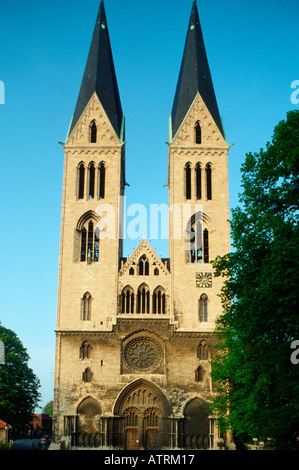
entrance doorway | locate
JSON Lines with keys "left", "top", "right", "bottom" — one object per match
{"left": 146, "top": 428, "right": 159, "bottom": 450}
{"left": 126, "top": 428, "right": 139, "bottom": 450}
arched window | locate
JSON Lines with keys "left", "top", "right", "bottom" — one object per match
{"left": 153, "top": 286, "right": 166, "bottom": 314}
{"left": 121, "top": 286, "right": 134, "bottom": 314}
{"left": 188, "top": 221, "right": 209, "bottom": 264}
{"left": 90, "top": 120, "right": 97, "bottom": 143}
{"left": 154, "top": 267, "right": 159, "bottom": 276}
{"left": 203, "top": 228, "right": 209, "bottom": 263}
{"left": 129, "top": 267, "right": 134, "bottom": 275}
{"left": 185, "top": 162, "right": 191, "bottom": 200}
{"left": 83, "top": 368, "right": 92, "bottom": 383}
{"left": 78, "top": 163, "right": 85, "bottom": 199}
{"left": 198, "top": 340, "right": 209, "bottom": 360}
{"left": 195, "top": 121, "right": 202, "bottom": 144}
{"left": 80, "top": 219, "right": 100, "bottom": 263}
{"left": 99, "top": 162, "right": 106, "bottom": 199}
{"left": 199, "top": 294, "right": 208, "bottom": 322}
{"left": 139, "top": 255, "right": 149, "bottom": 275}
{"left": 82, "top": 292, "right": 92, "bottom": 321}
{"left": 137, "top": 284, "right": 150, "bottom": 314}
{"left": 89, "top": 162, "right": 95, "bottom": 199}
{"left": 80, "top": 341, "right": 92, "bottom": 359}
{"left": 195, "top": 366, "right": 205, "bottom": 382}
{"left": 189, "top": 223, "right": 203, "bottom": 263}
{"left": 195, "top": 163, "right": 202, "bottom": 200}
{"left": 206, "top": 163, "right": 212, "bottom": 200}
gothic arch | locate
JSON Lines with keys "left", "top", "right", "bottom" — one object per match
{"left": 182, "top": 397, "right": 210, "bottom": 450}
{"left": 76, "top": 210, "right": 101, "bottom": 231}
{"left": 113, "top": 378, "right": 172, "bottom": 416}
{"left": 185, "top": 211, "right": 213, "bottom": 264}
{"left": 77, "top": 396, "right": 102, "bottom": 416}
{"left": 76, "top": 396, "right": 102, "bottom": 448}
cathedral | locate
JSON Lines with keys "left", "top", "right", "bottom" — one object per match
{"left": 53, "top": 0, "right": 233, "bottom": 450}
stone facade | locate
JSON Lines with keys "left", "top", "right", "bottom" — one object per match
{"left": 53, "top": 2, "right": 233, "bottom": 450}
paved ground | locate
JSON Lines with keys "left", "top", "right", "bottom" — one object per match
{"left": 11, "top": 439, "right": 43, "bottom": 450}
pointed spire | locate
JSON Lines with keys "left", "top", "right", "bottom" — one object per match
{"left": 170, "top": 2, "right": 224, "bottom": 141}
{"left": 68, "top": 1, "right": 124, "bottom": 141}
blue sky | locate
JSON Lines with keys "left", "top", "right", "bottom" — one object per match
{"left": 0, "top": 0, "right": 298, "bottom": 411}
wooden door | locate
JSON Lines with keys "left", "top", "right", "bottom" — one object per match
{"left": 146, "top": 428, "right": 159, "bottom": 450}
{"left": 126, "top": 428, "right": 139, "bottom": 450}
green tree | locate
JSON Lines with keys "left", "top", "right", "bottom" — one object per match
{"left": 0, "top": 323, "right": 40, "bottom": 430}
{"left": 42, "top": 400, "right": 53, "bottom": 416}
{"left": 209, "top": 110, "right": 299, "bottom": 449}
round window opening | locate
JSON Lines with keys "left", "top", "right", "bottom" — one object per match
{"left": 124, "top": 338, "right": 162, "bottom": 372}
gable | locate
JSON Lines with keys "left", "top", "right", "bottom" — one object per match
{"left": 170, "top": 92, "right": 227, "bottom": 147}
{"left": 66, "top": 92, "right": 122, "bottom": 146}
{"left": 119, "top": 240, "right": 170, "bottom": 277}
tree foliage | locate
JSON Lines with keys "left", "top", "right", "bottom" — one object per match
{"left": 209, "top": 110, "right": 299, "bottom": 449}
{"left": 0, "top": 323, "right": 40, "bottom": 429}
{"left": 42, "top": 400, "right": 53, "bottom": 416}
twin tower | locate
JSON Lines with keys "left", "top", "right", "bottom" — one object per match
{"left": 53, "top": 1, "right": 232, "bottom": 450}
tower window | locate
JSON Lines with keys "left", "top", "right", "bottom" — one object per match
{"left": 195, "top": 121, "right": 202, "bottom": 144}
{"left": 90, "top": 120, "right": 97, "bottom": 143}
{"left": 195, "top": 163, "right": 202, "bottom": 200}
{"left": 198, "top": 340, "right": 209, "bottom": 360}
{"left": 78, "top": 163, "right": 85, "bottom": 199}
{"left": 89, "top": 162, "right": 95, "bottom": 199}
{"left": 190, "top": 223, "right": 202, "bottom": 263}
{"left": 83, "top": 368, "right": 92, "bottom": 383}
{"left": 203, "top": 229, "right": 209, "bottom": 263}
{"left": 80, "top": 341, "right": 92, "bottom": 359}
{"left": 206, "top": 163, "right": 212, "bottom": 200}
{"left": 199, "top": 294, "right": 208, "bottom": 322}
{"left": 80, "top": 219, "right": 100, "bottom": 263}
{"left": 195, "top": 366, "right": 205, "bottom": 382}
{"left": 99, "top": 163, "right": 106, "bottom": 199}
{"left": 188, "top": 218, "right": 209, "bottom": 264}
{"left": 185, "top": 163, "right": 191, "bottom": 199}
{"left": 82, "top": 292, "right": 92, "bottom": 321}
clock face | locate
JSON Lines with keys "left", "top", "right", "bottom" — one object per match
{"left": 196, "top": 272, "right": 212, "bottom": 288}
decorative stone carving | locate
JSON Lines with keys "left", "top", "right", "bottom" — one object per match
{"left": 124, "top": 337, "right": 162, "bottom": 372}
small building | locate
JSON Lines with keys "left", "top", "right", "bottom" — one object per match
{"left": 31, "top": 414, "right": 52, "bottom": 436}
{"left": 0, "top": 420, "right": 12, "bottom": 444}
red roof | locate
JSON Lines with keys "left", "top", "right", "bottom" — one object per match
{"left": 0, "top": 420, "right": 12, "bottom": 429}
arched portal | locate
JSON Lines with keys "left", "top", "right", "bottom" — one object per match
{"left": 113, "top": 379, "right": 172, "bottom": 450}
{"left": 183, "top": 398, "right": 209, "bottom": 449}
{"left": 76, "top": 397, "right": 102, "bottom": 447}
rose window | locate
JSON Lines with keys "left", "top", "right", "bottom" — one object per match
{"left": 124, "top": 338, "right": 162, "bottom": 372}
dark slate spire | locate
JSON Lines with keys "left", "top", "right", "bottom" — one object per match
{"left": 170, "top": 1, "right": 224, "bottom": 140}
{"left": 68, "top": 0, "right": 124, "bottom": 141}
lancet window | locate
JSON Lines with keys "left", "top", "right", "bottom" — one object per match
{"left": 78, "top": 163, "right": 85, "bottom": 199}
{"left": 152, "top": 287, "right": 166, "bottom": 314}
{"left": 199, "top": 294, "right": 208, "bottom": 322}
{"left": 206, "top": 163, "right": 212, "bottom": 200}
{"left": 82, "top": 292, "right": 92, "bottom": 321}
{"left": 80, "top": 220, "right": 100, "bottom": 263}
{"left": 99, "top": 162, "right": 106, "bottom": 199}
{"left": 122, "top": 286, "right": 135, "bottom": 314}
{"left": 185, "top": 162, "right": 192, "bottom": 199}
{"left": 188, "top": 222, "right": 209, "bottom": 264}
{"left": 139, "top": 255, "right": 149, "bottom": 275}
{"left": 195, "top": 121, "right": 202, "bottom": 144}
{"left": 90, "top": 120, "right": 97, "bottom": 143}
